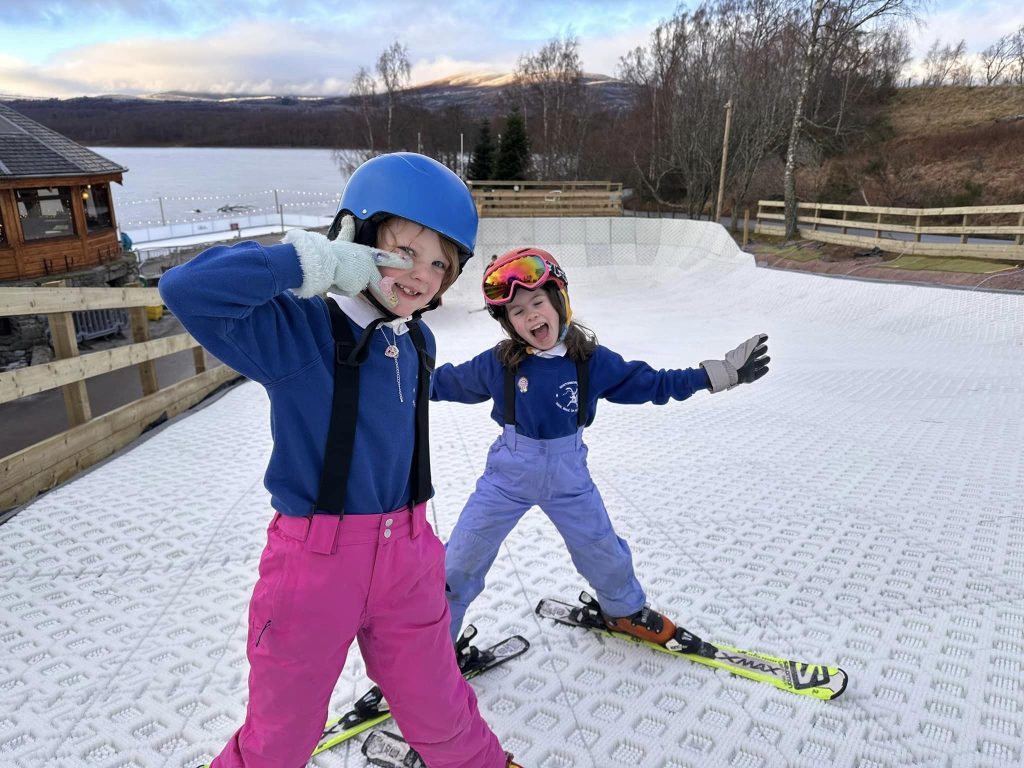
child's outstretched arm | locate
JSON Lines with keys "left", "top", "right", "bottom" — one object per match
{"left": 430, "top": 350, "right": 498, "bottom": 405}
{"left": 700, "top": 334, "right": 770, "bottom": 393}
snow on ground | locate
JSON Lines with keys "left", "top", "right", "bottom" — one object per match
{"left": 1, "top": 218, "right": 1022, "bottom": 768}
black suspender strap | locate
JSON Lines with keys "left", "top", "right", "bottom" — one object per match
{"left": 314, "top": 300, "right": 382, "bottom": 516}
{"left": 575, "top": 358, "right": 589, "bottom": 427}
{"left": 406, "top": 320, "right": 434, "bottom": 504}
{"left": 503, "top": 365, "right": 517, "bottom": 426}
{"left": 501, "top": 356, "right": 590, "bottom": 428}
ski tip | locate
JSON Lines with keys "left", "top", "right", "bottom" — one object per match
{"left": 828, "top": 667, "right": 849, "bottom": 700}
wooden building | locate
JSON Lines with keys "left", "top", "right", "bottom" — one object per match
{"left": 0, "top": 103, "right": 136, "bottom": 365}
{"left": 0, "top": 103, "right": 131, "bottom": 281}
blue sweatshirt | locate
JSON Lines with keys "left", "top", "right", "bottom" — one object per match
{"left": 159, "top": 240, "right": 432, "bottom": 516}
{"left": 431, "top": 347, "right": 710, "bottom": 439}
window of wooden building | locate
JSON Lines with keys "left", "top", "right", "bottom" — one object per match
{"left": 83, "top": 183, "right": 114, "bottom": 231}
{"left": 0, "top": 207, "right": 7, "bottom": 246}
{"left": 16, "top": 186, "right": 76, "bottom": 241}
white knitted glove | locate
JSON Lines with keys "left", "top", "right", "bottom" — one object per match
{"left": 700, "top": 334, "right": 770, "bottom": 393}
{"left": 286, "top": 215, "right": 411, "bottom": 307}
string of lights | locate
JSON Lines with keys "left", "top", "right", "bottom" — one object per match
{"left": 116, "top": 189, "right": 342, "bottom": 206}
{"left": 121, "top": 207, "right": 337, "bottom": 227}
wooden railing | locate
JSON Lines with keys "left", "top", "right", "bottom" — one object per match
{"left": 0, "top": 284, "right": 240, "bottom": 514}
{"left": 755, "top": 201, "right": 1024, "bottom": 263}
{"left": 468, "top": 180, "right": 623, "bottom": 218}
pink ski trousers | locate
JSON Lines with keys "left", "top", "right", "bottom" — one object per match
{"left": 210, "top": 503, "right": 506, "bottom": 768}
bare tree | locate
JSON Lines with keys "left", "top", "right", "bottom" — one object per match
{"left": 981, "top": 36, "right": 1014, "bottom": 85}
{"left": 921, "top": 39, "right": 972, "bottom": 86}
{"left": 1010, "top": 25, "right": 1024, "bottom": 85}
{"left": 620, "top": 0, "right": 800, "bottom": 218}
{"left": 514, "top": 34, "right": 587, "bottom": 178}
{"left": 351, "top": 66, "right": 377, "bottom": 151}
{"left": 377, "top": 41, "right": 412, "bottom": 151}
{"left": 784, "top": 0, "right": 827, "bottom": 238}
{"left": 783, "top": 0, "right": 923, "bottom": 238}
{"left": 725, "top": 0, "right": 804, "bottom": 220}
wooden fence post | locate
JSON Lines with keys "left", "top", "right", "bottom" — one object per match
{"left": 914, "top": 215, "right": 922, "bottom": 243}
{"left": 961, "top": 214, "right": 969, "bottom": 245}
{"left": 43, "top": 280, "right": 92, "bottom": 427}
{"left": 192, "top": 346, "right": 207, "bottom": 375}
{"left": 841, "top": 210, "right": 849, "bottom": 235}
{"left": 127, "top": 282, "right": 159, "bottom": 396}
{"left": 1018, "top": 213, "right": 1024, "bottom": 246}
{"left": 742, "top": 209, "right": 750, "bottom": 248}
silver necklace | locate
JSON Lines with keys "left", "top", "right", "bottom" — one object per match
{"left": 379, "top": 326, "right": 403, "bottom": 403}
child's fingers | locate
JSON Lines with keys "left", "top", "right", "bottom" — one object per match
{"left": 369, "top": 276, "right": 401, "bottom": 308}
{"left": 371, "top": 249, "right": 413, "bottom": 270}
{"left": 337, "top": 215, "right": 356, "bottom": 242}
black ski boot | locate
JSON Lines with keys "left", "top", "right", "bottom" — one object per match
{"left": 455, "top": 624, "right": 496, "bottom": 674}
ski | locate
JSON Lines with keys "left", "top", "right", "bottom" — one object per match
{"left": 310, "top": 627, "right": 530, "bottom": 757}
{"left": 361, "top": 730, "right": 425, "bottom": 767}
{"left": 537, "top": 592, "right": 847, "bottom": 701}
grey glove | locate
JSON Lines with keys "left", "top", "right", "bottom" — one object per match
{"left": 701, "top": 334, "right": 770, "bottom": 393}
{"left": 286, "top": 215, "right": 411, "bottom": 307}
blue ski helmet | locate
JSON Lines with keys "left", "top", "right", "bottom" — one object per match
{"left": 330, "top": 152, "right": 477, "bottom": 271}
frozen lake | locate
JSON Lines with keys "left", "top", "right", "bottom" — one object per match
{"left": 91, "top": 146, "right": 359, "bottom": 229}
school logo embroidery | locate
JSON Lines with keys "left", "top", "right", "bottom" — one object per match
{"left": 517, "top": 376, "right": 529, "bottom": 393}
{"left": 555, "top": 380, "right": 579, "bottom": 413}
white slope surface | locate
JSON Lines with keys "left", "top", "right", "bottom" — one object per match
{"left": 1, "top": 218, "right": 1022, "bottom": 768}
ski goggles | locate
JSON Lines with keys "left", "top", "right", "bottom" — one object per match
{"left": 482, "top": 254, "right": 568, "bottom": 305}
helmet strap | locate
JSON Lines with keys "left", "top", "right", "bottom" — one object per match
{"left": 362, "top": 289, "right": 402, "bottom": 321}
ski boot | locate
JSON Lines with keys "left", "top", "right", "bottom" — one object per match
{"left": 602, "top": 604, "right": 677, "bottom": 644}
{"left": 505, "top": 752, "right": 525, "bottom": 767}
{"left": 580, "top": 591, "right": 705, "bottom": 655}
{"left": 455, "top": 624, "right": 496, "bottom": 674}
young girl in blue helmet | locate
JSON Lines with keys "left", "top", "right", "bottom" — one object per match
{"left": 160, "top": 154, "right": 523, "bottom": 768}
{"left": 432, "top": 247, "right": 769, "bottom": 648}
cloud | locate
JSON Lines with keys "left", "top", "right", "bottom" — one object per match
{"left": 0, "top": 1, "right": 722, "bottom": 97}
{"left": 7, "top": 21, "right": 374, "bottom": 96}
{"left": 908, "top": 2, "right": 1023, "bottom": 59}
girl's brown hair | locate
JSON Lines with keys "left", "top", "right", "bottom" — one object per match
{"left": 494, "top": 283, "right": 597, "bottom": 368}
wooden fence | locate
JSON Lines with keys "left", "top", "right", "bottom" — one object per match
{"left": 0, "top": 284, "right": 240, "bottom": 515}
{"left": 468, "top": 180, "right": 623, "bottom": 218}
{"left": 756, "top": 201, "right": 1024, "bottom": 263}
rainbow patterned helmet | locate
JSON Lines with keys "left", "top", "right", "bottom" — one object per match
{"left": 482, "top": 247, "right": 572, "bottom": 339}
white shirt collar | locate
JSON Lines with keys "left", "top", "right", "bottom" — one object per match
{"left": 327, "top": 293, "right": 411, "bottom": 334}
{"left": 533, "top": 342, "right": 567, "bottom": 358}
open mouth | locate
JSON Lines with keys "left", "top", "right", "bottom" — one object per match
{"left": 530, "top": 321, "right": 551, "bottom": 343}
{"left": 395, "top": 282, "right": 422, "bottom": 298}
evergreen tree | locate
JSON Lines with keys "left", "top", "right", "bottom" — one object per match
{"left": 493, "top": 108, "right": 531, "bottom": 180}
{"left": 467, "top": 119, "right": 495, "bottom": 180}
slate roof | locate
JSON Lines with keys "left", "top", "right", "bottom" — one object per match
{"left": 0, "top": 103, "right": 126, "bottom": 179}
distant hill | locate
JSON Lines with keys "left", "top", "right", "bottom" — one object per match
{"left": 1, "top": 73, "right": 635, "bottom": 149}
{"left": 5, "top": 81, "right": 1021, "bottom": 208}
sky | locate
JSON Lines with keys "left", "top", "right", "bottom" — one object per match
{"left": 0, "top": 0, "right": 1021, "bottom": 99}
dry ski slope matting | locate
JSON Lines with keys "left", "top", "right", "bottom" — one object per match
{"left": 1, "top": 218, "right": 1022, "bottom": 768}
